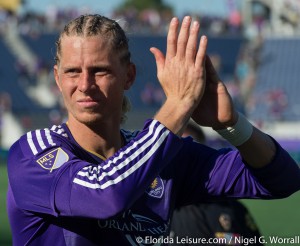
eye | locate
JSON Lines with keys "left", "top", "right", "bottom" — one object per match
{"left": 64, "top": 68, "right": 80, "bottom": 77}
{"left": 66, "top": 68, "right": 78, "bottom": 73}
{"left": 92, "top": 67, "right": 110, "bottom": 76}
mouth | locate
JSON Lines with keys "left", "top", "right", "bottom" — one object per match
{"left": 77, "top": 98, "right": 100, "bottom": 108}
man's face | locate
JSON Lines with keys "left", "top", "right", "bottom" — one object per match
{"left": 54, "top": 35, "right": 135, "bottom": 127}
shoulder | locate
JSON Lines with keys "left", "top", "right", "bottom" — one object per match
{"left": 7, "top": 123, "right": 77, "bottom": 188}
{"left": 9, "top": 123, "right": 70, "bottom": 159}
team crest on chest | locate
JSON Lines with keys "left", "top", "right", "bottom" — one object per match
{"left": 146, "top": 176, "right": 164, "bottom": 198}
{"left": 36, "top": 148, "right": 69, "bottom": 172}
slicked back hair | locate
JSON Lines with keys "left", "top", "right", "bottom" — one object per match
{"left": 55, "top": 14, "right": 131, "bottom": 65}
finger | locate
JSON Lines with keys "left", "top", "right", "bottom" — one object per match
{"left": 176, "top": 16, "right": 192, "bottom": 59}
{"left": 205, "top": 55, "right": 221, "bottom": 83}
{"left": 150, "top": 47, "right": 165, "bottom": 75}
{"left": 166, "top": 17, "right": 179, "bottom": 60}
{"left": 186, "top": 20, "right": 200, "bottom": 62}
{"left": 195, "top": 35, "right": 208, "bottom": 68}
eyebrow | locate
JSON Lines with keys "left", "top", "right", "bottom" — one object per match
{"left": 61, "top": 64, "right": 112, "bottom": 72}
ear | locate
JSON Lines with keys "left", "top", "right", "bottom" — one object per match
{"left": 53, "top": 64, "right": 62, "bottom": 91}
{"left": 124, "top": 62, "right": 136, "bottom": 90}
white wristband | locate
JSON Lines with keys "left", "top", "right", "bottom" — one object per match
{"left": 215, "top": 112, "right": 253, "bottom": 146}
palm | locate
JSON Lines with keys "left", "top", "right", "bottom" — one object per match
{"left": 192, "top": 58, "right": 236, "bottom": 129}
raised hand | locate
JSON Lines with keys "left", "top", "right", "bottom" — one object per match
{"left": 151, "top": 16, "right": 208, "bottom": 135}
{"left": 192, "top": 56, "right": 238, "bottom": 129}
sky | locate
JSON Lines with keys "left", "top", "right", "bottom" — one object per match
{"left": 21, "top": 0, "right": 241, "bottom": 17}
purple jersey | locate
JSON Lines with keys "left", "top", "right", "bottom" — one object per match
{"left": 7, "top": 119, "right": 300, "bottom": 245}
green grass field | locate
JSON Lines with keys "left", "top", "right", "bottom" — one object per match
{"left": 1, "top": 164, "right": 300, "bottom": 245}
{"left": 0, "top": 164, "right": 12, "bottom": 246}
{"left": 241, "top": 193, "right": 300, "bottom": 246}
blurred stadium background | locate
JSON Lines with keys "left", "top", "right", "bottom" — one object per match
{"left": 1, "top": 0, "right": 300, "bottom": 245}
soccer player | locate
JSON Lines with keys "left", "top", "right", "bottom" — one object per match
{"left": 7, "top": 14, "right": 300, "bottom": 245}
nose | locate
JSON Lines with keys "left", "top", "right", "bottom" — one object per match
{"left": 78, "top": 71, "right": 95, "bottom": 93}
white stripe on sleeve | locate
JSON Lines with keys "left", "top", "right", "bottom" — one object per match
{"left": 27, "top": 131, "right": 38, "bottom": 155}
{"left": 44, "top": 128, "right": 56, "bottom": 146}
{"left": 36, "top": 130, "right": 46, "bottom": 150}
{"left": 76, "top": 123, "right": 165, "bottom": 182}
{"left": 74, "top": 129, "right": 169, "bottom": 189}
{"left": 73, "top": 121, "right": 169, "bottom": 189}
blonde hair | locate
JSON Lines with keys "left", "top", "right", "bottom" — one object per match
{"left": 55, "top": 14, "right": 131, "bottom": 65}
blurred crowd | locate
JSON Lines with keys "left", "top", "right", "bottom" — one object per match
{"left": 0, "top": 3, "right": 254, "bottom": 146}
{"left": 1, "top": 1, "right": 298, "bottom": 148}
{"left": 0, "top": 5, "right": 243, "bottom": 37}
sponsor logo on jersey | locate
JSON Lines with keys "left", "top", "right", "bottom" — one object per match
{"left": 98, "top": 210, "right": 169, "bottom": 245}
{"left": 146, "top": 176, "right": 164, "bottom": 198}
{"left": 36, "top": 148, "right": 69, "bottom": 172}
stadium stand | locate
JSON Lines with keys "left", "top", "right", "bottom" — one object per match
{"left": 21, "top": 34, "right": 58, "bottom": 64}
{"left": 1, "top": 0, "right": 300, "bottom": 150}
{"left": 248, "top": 38, "right": 300, "bottom": 122}
{"left": 0, "top": 38, "right": 41, "bottom": 114}
{"left": 0, "top": 35, "right": 60, "bottom": 140}
{"left": 21, "top": 33, "right": 244, "bottom": 110}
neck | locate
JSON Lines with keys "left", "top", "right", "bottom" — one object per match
{"left": 67, "top": 118, "right": 123, "bottom": 159}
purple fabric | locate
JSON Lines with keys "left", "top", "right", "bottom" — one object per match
{"left": 7, "top": 119, "right": 300, "bottom": 245}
